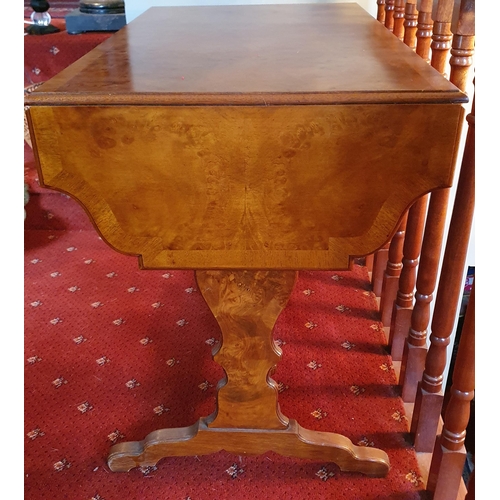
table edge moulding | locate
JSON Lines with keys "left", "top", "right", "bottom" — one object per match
{"left": 25, "top": 2, "right": 467, "bottom": 478}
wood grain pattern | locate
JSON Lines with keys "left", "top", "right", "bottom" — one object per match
{"left": 196, "top": 270, "right": 296, "bottom": 429}
{"left": 28, "top": 103, "right": 463, "bottom": 270}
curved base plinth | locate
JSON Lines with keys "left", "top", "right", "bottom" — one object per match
{"left": 107, "top": 418, "right": 390, "bottom": 477}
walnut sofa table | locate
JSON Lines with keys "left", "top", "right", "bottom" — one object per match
{"left": 26, "top": 3, "right": 466, "bottom": 478}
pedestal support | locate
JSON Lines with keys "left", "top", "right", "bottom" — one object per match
{"left": 107, "top": 270, "right": 390, "bottom": 477}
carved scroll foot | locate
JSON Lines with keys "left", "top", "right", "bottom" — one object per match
{"left": 107, "top": 269, "right": 390, "bottom": 477}
{"left": 108, "top": 418, "right": 390, "bottom": 477}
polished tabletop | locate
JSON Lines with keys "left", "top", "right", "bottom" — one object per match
{"left": 26, "top": 3, "right": 465, "bottom": 106}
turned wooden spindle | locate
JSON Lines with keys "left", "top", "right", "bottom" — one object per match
{"left": 430, "top": 0, "right": 456, "bottom": 75}
{"left": 427, "top": 282, "right": 474, "bottom": 498}
{"left": 372, "top": 242, "right": 390, "bottom": 297}
{"left": 379, "top": 214, "right": 408, "bottom": 329}
{"left": 416, "top": 0, "right": 435, "bottom": 62}
{"left": 399, "top": 189, "right": 450, "bottom": 402}
{"left": 384, "top": 0, "right": 396, "bottom": 31}
{"left": 393, "top": 0, "right": 406, "bottom": 40}
{"left": 449, "top": 0, "right": 475, "bottom": 91}
{"left": 376, "top": 0, "right": 387, "bottom": 24}
{"left": 410, "top": 88, "right": 475, "bottom": 452}
{"left": 403, "top": 0, "right": 419, "bottom": 49}
{"left": 389, "top": 196, "right": 428, "bottom": 362}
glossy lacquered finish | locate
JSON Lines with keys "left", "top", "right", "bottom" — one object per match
{"left": 25, "top": 3, "right": 465, "bottom": 106}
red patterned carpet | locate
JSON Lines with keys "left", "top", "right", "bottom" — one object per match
{"left": 24, "top": 17, "right": 426, "bottom": 500}
{"left": 25, "top": 150, "right": 426, "bottom": 500}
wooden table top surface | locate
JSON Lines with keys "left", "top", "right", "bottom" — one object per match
{"left": 27, "top": 2, "right": 466, "bottom": 106}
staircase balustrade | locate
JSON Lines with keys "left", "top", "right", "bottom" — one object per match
{"left": 390, "top": 0, "right": 456, "bottom": 366}
{"left": 410, "top": 0, "right": 475, "bottom": 454}
{"left": 373, "top": 2, "right": 475, "bottom": 497}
